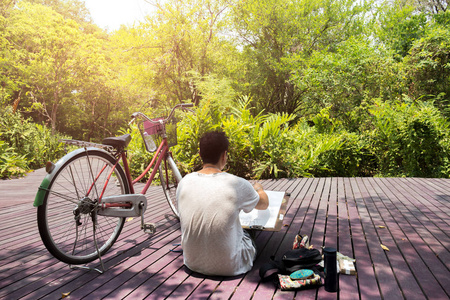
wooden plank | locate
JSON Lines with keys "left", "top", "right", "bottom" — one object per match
{"left": 379, "top": 178, "right": 449, "bottom": 299}
{"left": 394, "top": 179, "right": 450, "bottom": 266}
{"left": 0, "top": 168, "right": 47, "bottom": 208}
{"left": 1, "top": 175, "right": 449, "bottom": 300}
{"left": 204, "top": 179, "right": 301, "bottom": 300}
{"left": 425, "top": 178, "right": 450, "bottom": 202}
{"left": 398, "top": 179, "right": 450, "bottom": 230}
{"left": 2, "top": 190, "right": 178, "bottom": 299}
{"left": 233, "top": 178, "right": 315, "bottom": 300}
{"left": 271, "top": 178, "right": 325, "bottom": 299}
{"left": 316, "top": 178, "right": 339, "bottom": 299}
{"left": 5, "top": 219, "right": 175, "bottom": 299}
{"left": 23, "top": 221, "right": 181, "bottom": 299}
{"left": 367, "top": 177, "right": 426, "bottom": 299}
{"left": 392, "top": 178, "right": 450, "bottom": 256}
{"left": 355, "top": 177, "right": 403, "bottom": 299}
{"left": 310, "top": 177, "right": 340, "bottom": 300}
{"left": 91, "top": 236, "right": 183, "bottom": 299}
{"left": 0, "top": 189, "right": 169, "bottom": 279}
{"left": 346, "top": 178, "right": 381, "bottom": 299}
{"left": 407, "top": 178, "right": 450, "bottom": 211}
{"left": 337, "top": 177, "right": 359, "bottom": 300}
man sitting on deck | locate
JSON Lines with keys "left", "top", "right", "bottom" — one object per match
{"left": 176, "top": 131, "right": 269, "bottom": 276}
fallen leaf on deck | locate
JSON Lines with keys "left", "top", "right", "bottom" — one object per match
{"left": 62, "top": 292, "right": 70, "bottom": 298}
{"left": 126, "top": 217, "right": 134, "bottom": 222}
{"left": 378, "top": 225, "right": 386, "bottom": 229}
{"left": 381, "top": 244, "right": 390, "bottom": 251}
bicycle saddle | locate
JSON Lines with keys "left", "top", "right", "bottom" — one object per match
{"left": 102, "top": 134, "right": 132, "bottom": 148}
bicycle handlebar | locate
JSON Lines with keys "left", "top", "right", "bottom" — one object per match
{"left": 129, "top": 103, "right": 194, "bottom": 125}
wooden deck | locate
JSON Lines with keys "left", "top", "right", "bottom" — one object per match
{"left": 0, "top": 169, "right": 449, "bottom": 299}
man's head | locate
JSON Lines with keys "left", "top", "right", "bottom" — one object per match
{"left": 199, "top": 131, "right": 229, "bottom": 165}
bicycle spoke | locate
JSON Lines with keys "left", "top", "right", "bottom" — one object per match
{"left": 38, "top": 150, "right": 128, "bottom": 265}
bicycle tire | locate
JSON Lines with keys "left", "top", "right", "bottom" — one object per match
{"left": 37, "top": 149, "right": 129, "bottom": 265}
{"left": 159, "top": 153, "right": 182, "bottom": 218}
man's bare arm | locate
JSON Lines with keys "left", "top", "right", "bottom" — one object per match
{"left": 253, "top": 183, "right": 269, "bottom": 210}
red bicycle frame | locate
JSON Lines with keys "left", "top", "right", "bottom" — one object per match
{"left": 86, "top": 137, "right": 170, "bottom": 209}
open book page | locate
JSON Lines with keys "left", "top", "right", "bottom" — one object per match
{"left": 239, "top": 190, "right": 286, "bottom": 230}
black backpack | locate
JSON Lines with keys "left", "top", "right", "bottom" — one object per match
{"left": 282, "top": 248, "right": 322, "bottom": 272}
{"left": 259, "top": 248, "right": 322, "bottom": 282}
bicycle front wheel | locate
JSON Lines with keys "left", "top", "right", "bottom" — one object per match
{"left": 159, "top": 153, "right": 182, "bottom": 218}
{"left": 37, "top": 149, "right": 129, "bottom": 265}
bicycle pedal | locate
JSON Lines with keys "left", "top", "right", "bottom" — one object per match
{"left": 142, "top": 223, "right": 156, "bottom": 235}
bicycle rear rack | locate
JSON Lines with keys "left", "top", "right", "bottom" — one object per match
{"left": 61, "top": 139, "right": 115, "bottom": 153}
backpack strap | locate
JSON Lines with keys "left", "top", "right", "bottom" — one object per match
{"left": 311, "top": 265, "right": 325, "bottom": 279}
{"left": 259, "top": 256, "right": 285, "bottom": 283}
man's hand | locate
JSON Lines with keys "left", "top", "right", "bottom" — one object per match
{"left": 254, "top": 183, "right": 269, "bottom": 210}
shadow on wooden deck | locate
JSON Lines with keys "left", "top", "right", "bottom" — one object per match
{"left": 0, "top": 172, "right": 449, "bottom": 299}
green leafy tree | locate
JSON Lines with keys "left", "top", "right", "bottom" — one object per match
{"left": 292, "top": 37, "right": 402, "bottom": 130}
{"left": 229, "top": 0, "right": 370, "bottom": 114}
{"left": 415, "top": 0, "right": 448, "bottom": 14}
{"left": 0, "top": 0, "right": 19, "bottom": 107}
{"left": 376, "top": 3, "right": 428, "bottom": 59}
{"left": 5, "top": 2, "right": 84, "bottom": 133}
{"left": 2, "top": 2, "right": 134, "bottom": 141}
{"left": 0, "top": 106, "right": 68, "bottom": 178}
{"left": 403, "top": 12, "right": 450, "bottom": 114}
{"left": 26, "top": 0, "right": 92, "bottom": 25}
{"left": 113, "top": 0, "right": 231, "bottom": 108}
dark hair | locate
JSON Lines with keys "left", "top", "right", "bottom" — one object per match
{"left": 199, "top": 131, "right": 229, "bottom": 164}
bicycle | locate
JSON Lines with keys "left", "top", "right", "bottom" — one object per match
{"left": 34, "top": 103, "right": 194, "bottom": 271}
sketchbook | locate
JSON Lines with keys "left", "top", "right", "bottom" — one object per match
{"left": 239, "top": 190, "right": 288, "bottom": 231}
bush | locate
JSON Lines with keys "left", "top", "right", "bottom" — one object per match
{"left": 0, "top": 106, "right": 69, "bottom": 178}
{"left": 173, "top": 97, "right": 350, "bottom": 179}
{"left": 0, "top": 140, "right": 28, "bottom": 178}
{"left": 312, "top": 131, "right": 375, "bottom": 177}
{"left": 369, "top": 99, "right": 450, "bottom": 177}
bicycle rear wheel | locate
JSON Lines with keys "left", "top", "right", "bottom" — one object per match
{"left": 37, "top": 149, "right": 129, "bottom": 265}
{"left": 159, "top": 153, "right": 182, "bottom": 218}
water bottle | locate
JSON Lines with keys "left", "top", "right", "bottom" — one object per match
{"left": 323, "top": 247, "right": 338, "bottom": 292}
{"left": 143, "top": 132, "right": 156, "bottom": 152}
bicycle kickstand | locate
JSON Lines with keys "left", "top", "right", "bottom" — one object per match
{"left": 69, "top": 211, "right": 105, "bottom": 274}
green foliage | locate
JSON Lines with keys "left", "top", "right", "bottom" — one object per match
{"left": 377, "top": 4, "right": 427, "bottom": 58}
{"left": 403, "top": 21, "right": 450, "bottom": 114}
{"left": 251, "top": 113, "right": 296, "bottom": 178}
{"left": 3, "top": 0, "right": 450, "bottom": 179}
{"left": 174, "top": 99, "right": 222, "bottom": 174}
{"left": 369, "top": 99, "right": 450, "bottom": 177}
{"left": 312, "top": 131, "right": 375, "bottom": 177}
{"left": 293, "top": 36, "right": 402, "bottom": 129}
{"left": 2, "top": 1, "right": 136, "bottom": 142}
{"left": 173, "top": 95, "right": 350, "bottom": 179}
{"left": 0, "top": 106, "right": 68, "bottom": 178}
{"left": 0, "top": 140, "right": 29, "bottom": 178}
{"left": 229, "top": 0, "right": 370, "bottom": 114}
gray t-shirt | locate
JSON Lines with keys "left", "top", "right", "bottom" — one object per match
{"left": 176, "top": 172, "right": 260, "bottom": 276}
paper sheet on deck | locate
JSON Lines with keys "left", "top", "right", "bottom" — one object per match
{"left": 239, "top": 190, "right": 285, "bottom": 229}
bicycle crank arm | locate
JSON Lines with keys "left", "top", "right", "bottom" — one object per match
{"left": 98, "top": 194, "right": 147, "bottom": 218}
